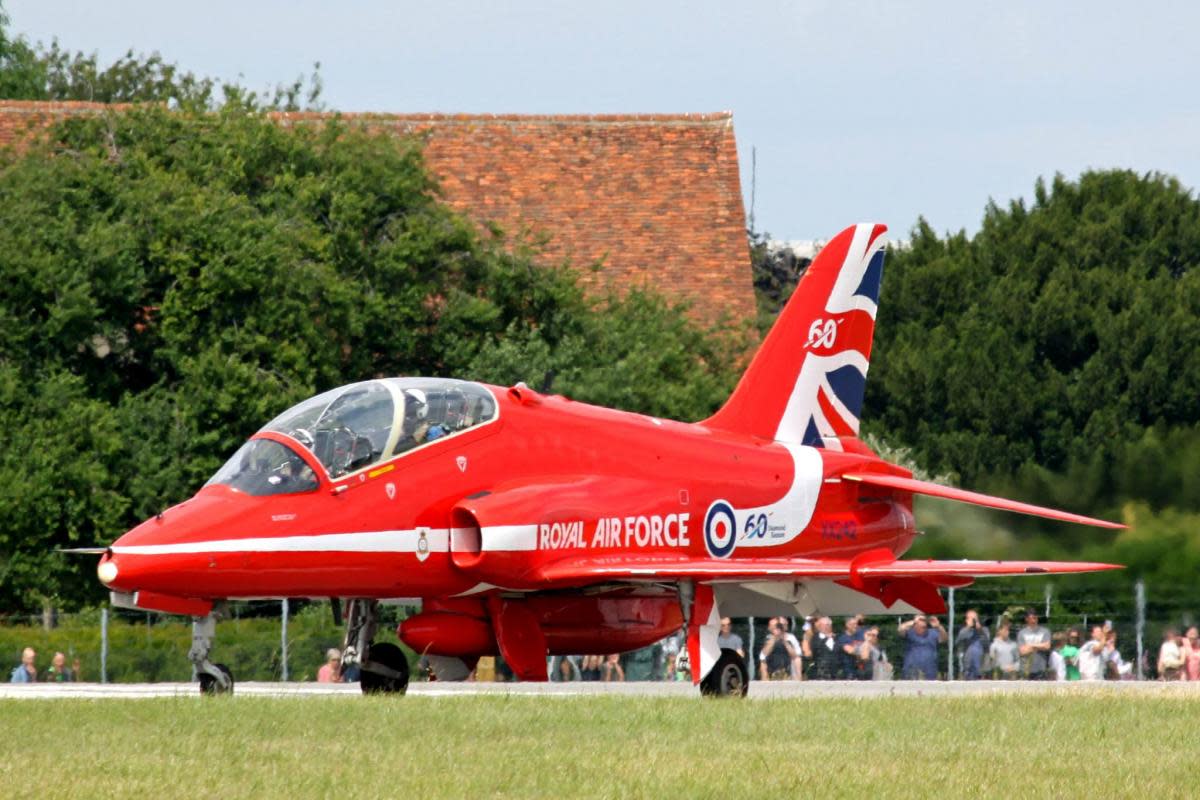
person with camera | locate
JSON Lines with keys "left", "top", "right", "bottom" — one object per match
{"left": 758, "top": 618, "right": 800, "bottom": 680}
{"left": 804, "top": 616, "right": 839, "bottom": 680}
{"left": 836, "top": 616, "right": 867, "bottom": 679}
{"left": 898, "top": 614, "right": 946, "bottom": 680}
{"left": 858, "top": 625, "right": 892, "bottom": 680}
{"left": 956, "top": 608, "right": 990, "bottom": 680}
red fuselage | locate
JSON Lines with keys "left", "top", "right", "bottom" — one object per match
{"left": 101, "top": 382, "right": 914, "bottom": 654}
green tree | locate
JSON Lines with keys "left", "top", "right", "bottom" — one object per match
{"left": 748, "top": 227, "right": 810, "bottom": 333}
{"left": 0, "top": 3, "right": 320, "bottom": 109}
{"left": 0, "top": 2, "right": 42, "bottom": 98}
{"left": 864, "top": 171, "right": 1200, "bottom": 488}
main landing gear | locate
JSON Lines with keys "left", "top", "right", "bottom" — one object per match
{"left": 341, "top": 599, "right": 410, "bottom": 695}
{"left": 190, "top": 611, "right": 234, "bottom": 695}
{"left": 700, "top": 648, "right": 749, "bottom": 698}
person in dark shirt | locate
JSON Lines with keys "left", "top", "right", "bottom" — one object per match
{"left": 758, "top": 618, "right": 799, "bottom": 680}
{"left": 836, "top": 616, "right": 867, "bottom": 679}
{"left": 956, "top": 609, "right": 990, "bottom": 680}
{"left": 806, "top": 616, "right": 840, "bottom": 680}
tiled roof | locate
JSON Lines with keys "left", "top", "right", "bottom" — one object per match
{"left": 0, "top": 100, "right": 119, "bottom": 147}
{"left": 1, "top": 104, "right": 754, "bottom": 322}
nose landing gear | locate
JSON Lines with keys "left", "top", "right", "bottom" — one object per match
{"left": 190, "top": 612, "right": 233, "bottom": 695}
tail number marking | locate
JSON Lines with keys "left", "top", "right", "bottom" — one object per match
{"left": 806, "top": 318, "right": 839, "bottom": 349}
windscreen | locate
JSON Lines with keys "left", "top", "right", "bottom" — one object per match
{"left": 261, "top": 381, "right": 395, "bottom": 479}
{"left": 205, "top": 439, "right": 319, "bottom": 496}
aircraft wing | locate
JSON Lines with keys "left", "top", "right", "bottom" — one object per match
{"left": 533, "top": 553, "right": 1122, "bottom": 585}
{"left": 841, "top": 472, "right": 1125, "bottom": 529}
{"left": 533, "top": 552, "right": 1120, "bottom": 616}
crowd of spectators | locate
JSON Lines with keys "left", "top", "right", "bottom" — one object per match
{"left": 546, "top": 609, "right": 1200, "bottom": 683}
{"left": 737, "top": 608, "right": 1198, "bottom": 682}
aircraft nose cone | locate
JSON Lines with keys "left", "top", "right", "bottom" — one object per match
{"left": 97, "top": 558, "right": 118, "bottom": 586}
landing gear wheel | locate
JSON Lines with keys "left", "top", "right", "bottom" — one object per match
{"left": 360, "top": 643, "right": 410, "bottom": 695}
{"left": 700, "top": 649, "right": 748, "bottom": 698}
{"left": 199, "top": 663, "right": 234, "bottom": 695}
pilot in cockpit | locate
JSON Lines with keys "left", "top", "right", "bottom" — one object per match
{"left": 396, "top": 390, "right": 438, "bottom": 453}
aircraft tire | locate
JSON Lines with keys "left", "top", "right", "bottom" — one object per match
{"left": 700, "top": 649, "right": 748, "bottom": 698}
{"left": 199, "top": 663, "right": 234, "bottom": 696}
{"left": 360, "top": 643, "right": 410, "bottom": 695}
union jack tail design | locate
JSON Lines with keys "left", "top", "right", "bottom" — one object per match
{"left": 705, "top": 223, "right": 887, "bottom": 449}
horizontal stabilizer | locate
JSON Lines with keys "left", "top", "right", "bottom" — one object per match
{"left": 533, "top": 553, "right": 1121, "bottom": 586}
{"left": 852, "top": 558, "right": 1123, "bottom": 579}
{"left": 841, "top": 473, "right": 1125, "bottom": 529}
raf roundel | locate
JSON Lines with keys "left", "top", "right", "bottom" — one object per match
{"left": 704, "top": 500, "right": 738, "bottom": 558}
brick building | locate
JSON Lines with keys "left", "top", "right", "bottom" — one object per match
{"left": 0, "top": 102, "right": 755, "bottom": 321}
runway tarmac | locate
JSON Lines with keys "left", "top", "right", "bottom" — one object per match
{"left": 3, "top": 679, "right": 1197, "bottom": 700}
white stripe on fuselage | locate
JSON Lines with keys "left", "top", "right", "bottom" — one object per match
{"left": 111, "top": 529, "right": 452, "bottom": 556}
{"left": 110, "top": 524, "right": 536, "bottom": 557}
{"left": 480, "top": 524, "right": 538, "bottom": 551}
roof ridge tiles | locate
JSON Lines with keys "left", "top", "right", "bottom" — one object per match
{"left": 272, "top": 111, "right": 733, "bottom": 126}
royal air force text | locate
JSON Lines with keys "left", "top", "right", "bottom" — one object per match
{"left": 539, "top": 514, "right": 691, "bottom": 551}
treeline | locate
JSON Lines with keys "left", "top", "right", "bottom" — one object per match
{"left": 867, "top": 170, "right": 1200, "bottom": 493}
{"left": 862, "top": 171, "right": 1200, "bottom": 599}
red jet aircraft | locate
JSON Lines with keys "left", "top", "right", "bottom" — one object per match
{"left": 89, "top": 222, "right": 1122, "bottom": 696}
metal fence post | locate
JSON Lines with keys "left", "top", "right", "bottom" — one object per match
{"left": 100, "top": 607, "right": 108, "bottom": 684}
{"left": 1135, "top": 580, "right": 1145, "bottom": 681}
{"left": 281, "top": 598, "right": 290, "bottom": 682}
{"left": 747, "top": 616, "right": 755, "bottom": 679}
{"left": 1044, "top": 583, "right": 1052, "bottom": 621}
{"left": 947, "top": 587, "right": 955, "bottom": 680}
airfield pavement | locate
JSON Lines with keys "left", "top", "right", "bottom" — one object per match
{"left": 4, "top": 679, "right": 1198, "bottom": 700}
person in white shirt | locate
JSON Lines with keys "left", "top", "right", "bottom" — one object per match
{"left": 1077, "top": 625, "right": 1107, "bottom": 681}
{"left": 1048, "top": 632, "right": 1068, "bottom": 681}
{"left": 1157, "top": 629, "right": 1185, "bottom": 681}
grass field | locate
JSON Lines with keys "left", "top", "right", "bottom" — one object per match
{"left": 1, "top": 693, "right": 1195, "bottom": 799}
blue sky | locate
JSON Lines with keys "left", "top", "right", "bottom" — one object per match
{"left": 7, "top": 1, "right": 1199, "bottom": 241}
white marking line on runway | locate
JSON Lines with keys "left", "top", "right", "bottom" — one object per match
{"left": 2, "top": 681, "right": 1198, "bottom": 700}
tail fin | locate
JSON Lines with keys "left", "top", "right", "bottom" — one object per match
{"left": 706, "top": 223, "right": 887, "bottom": 448}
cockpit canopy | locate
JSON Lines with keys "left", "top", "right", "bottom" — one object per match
{"left": 206, "top": 378, "right": 498, "bottom": 495}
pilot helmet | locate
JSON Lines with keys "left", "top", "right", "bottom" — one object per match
{"left": 405, "top": 389, "right": 428, "bottom": 421}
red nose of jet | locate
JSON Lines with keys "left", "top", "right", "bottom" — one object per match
{"left": 97, "top": 486, "right": 259, "bottom": 597}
